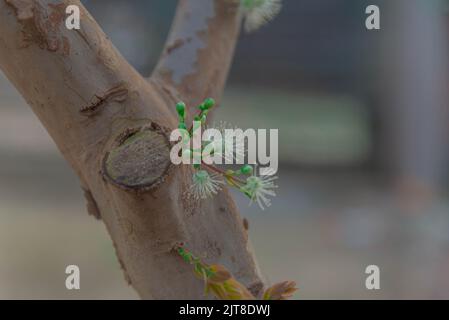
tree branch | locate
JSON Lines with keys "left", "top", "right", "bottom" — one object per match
{"left": 152, "top": 0, "right": 241, "bottom": 113}
{"left": 0, "top": 0, "right": 264, "bottom": 299}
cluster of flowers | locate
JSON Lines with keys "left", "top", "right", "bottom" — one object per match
{"left": 175, "top": 99, "right": 277, "bottom": 210}
{"left": 170, "top": 0, "right": 286, "bottom": 300}
{"left": 175, "top": 243, "right": 297, "bottom": 300}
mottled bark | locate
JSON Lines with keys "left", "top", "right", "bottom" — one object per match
{"left": 153, "top": 0, "right": 241, "bottom": 113}
{"left": 0, "top": 0, "right": 263, "bottom": 299}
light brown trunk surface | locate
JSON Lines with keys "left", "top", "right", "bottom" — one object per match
{"left": 0, "top": 0, "right": 264, "bottom": 299}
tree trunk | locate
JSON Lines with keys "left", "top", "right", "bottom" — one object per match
{"left": 0, "top": 0, "right": 264, "bottom": 299}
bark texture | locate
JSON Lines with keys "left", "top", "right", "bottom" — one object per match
{"left": 0, "top": 0, "right": 264, "bottom": 299}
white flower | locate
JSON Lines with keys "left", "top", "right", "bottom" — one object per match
{"left": 191, "top": 170, "right": 223, "bottom": 200}
{"left": 241, "top": 0, "right": 282, "bottom": 33}
{"left": 204, "top": 121, "right": 246, "bottom": 164}
{"left": 241, "top": 167, "right": 278, "bottom": 210}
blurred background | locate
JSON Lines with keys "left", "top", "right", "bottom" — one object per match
{"left": 1, "top": 0, "right": 449, "bottom": 299}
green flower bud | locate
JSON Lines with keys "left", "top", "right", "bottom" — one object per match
{"left": 176, "top": 102, "right": 186, "bottom": 118}
{"left": 178, "top": 122, "right": 187, "bottom": 130}
{"left": 203, "top": 98, "right": 215, "bottom": 110}
{"left": 240, "top": 165, "right": 253, "bottom": 175}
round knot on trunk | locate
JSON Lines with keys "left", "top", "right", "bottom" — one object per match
{"left": 103, "top": 124, "right": 172, "bottom": 191}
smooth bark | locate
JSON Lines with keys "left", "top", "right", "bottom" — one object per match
{"left": 0, "top": 0, "right": 264, "bottom": 299}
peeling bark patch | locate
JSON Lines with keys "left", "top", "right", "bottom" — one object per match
{"left": 162, "top": 0, "right": 214, "bottom": 84}
{"left": 165, "top": 38, "right": 185, "bottom": 55}
{"left": 243, "top": 218, "right": 249, "bottom": 231}
{"left": 80, "top": 83, "right": 128, "bottom": 117}
{"left": 82, "top": 188, "right": 101, "bottom": 220}
{"left": 103, "top": 125, "right": 172, "bottom": 191}
{"left": 62, "top": 35, "right": 70, "bottom": 56}
{"left": 5, "top": 0, "right": 34, "bottom": 19}
{"left": 6, "top": 0, "right": 69, "bottom": 55}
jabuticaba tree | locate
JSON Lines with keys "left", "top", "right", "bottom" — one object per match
{"left": 0, "top": 0, "right": 282, "bottom": 299}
